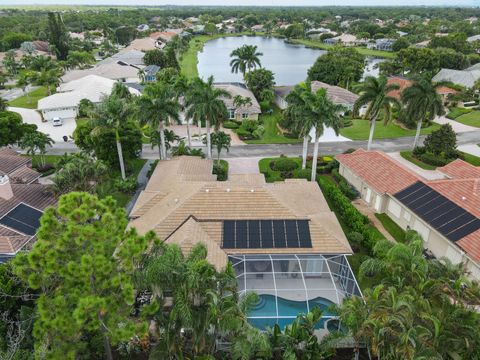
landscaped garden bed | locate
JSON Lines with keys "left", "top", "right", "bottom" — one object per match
{"left": 258, "top": 155, "right": 334, "bottom": 182}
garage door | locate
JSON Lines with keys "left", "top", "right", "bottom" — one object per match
{"left": 43, "top": 108, "right": 77, "bottom": 121}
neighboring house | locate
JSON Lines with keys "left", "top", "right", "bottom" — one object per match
{"left": 274, "top": 81, "right": 359, "bottom": 112}
{"left": 336, "top": 150, "right": 480, "bottom": 279}
{"left": 62, "top": 62, "right": 143, "bottom": 83}
{"left": 137, "top": 24, "right": 150, "bottom": 32}
{"left": 128, "top": 156, "right": 361, "bottom": 332}
{"left": 150, "top": 31, "right": 178, "bottom": 48}
{"left": 415, "top": 40, "right": 430, "bottom": 48}
{"left": 324, "top": 34, "right": 364, "bottom": 46}
{"left": 143, "top": 65, "right": 160, "bottom": 82}
{"left": 123, "top": 37, "right": 157, "bottom": 52}
{"left": 98, "top": 49, "right": 145, "bottom": 67}
{"left": 0, "top": 148, "right": 40, "bottom": 185}
{"left": 215, "top": 83, "right": 261, "bottom": 121}
{"left": 0, "top": 148, "right": 56, "bottom": 262}
{"left": 38, "top": 75, "right": 140, "bottom": 120}
{"left": 432, "top": 68, "right": 480, "bottom": 88}
{"left": 368, "top": 38, "right": 394, "bottom": 51}
{"left": 387, "top": 76, "right": 457, "bottom": 103}
{"left": 251, "top": 24, "right": 264, "bottom": 32}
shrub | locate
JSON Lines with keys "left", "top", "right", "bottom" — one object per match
{"left": 341, "top": 118, "right": 353, "bottom": 128}
{"left": 294, "top": 168, "right": 311, "bottom": 180}
{"left": 332, "top": 169, "right": 359, "bottom": 200}
{"left": 271, "top": 158, "right": 299, "bottom": 172}
{"left": 236, "top": 127, "right": 254, "bottom": 140}
{"left": 223, "top": 121, "right": 239, "bottom": 129}
{"left": 343, "top": 148, "right": 357, "bottom": 154}
{"left": 213, "top": 160, "right": 228, "bottom": 181}
{"left": 260, "top": 101, "right": 270, "bottom": 112}
{"left": 280, "top": 170, "right": 294, "bottom": 179}
{"left": 114, "top": 177, "right": 137, "bottom": 193}
{"left": 419, "top": 153, "right": 448, "bottom": 167}
{"left": 412, "top": 146, "right": 426, "bottom": 157}
{"left": 347, "top": 231, "right": 364, "bottom": 252}
{"left": 424, "top": 124, "right": 457, "bottom": 156}
{"left": 251, "top": 125, "right": 265, "bottom": 139}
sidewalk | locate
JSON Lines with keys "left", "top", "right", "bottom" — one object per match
{"left": 434, "top": 115, "right": 478, "bottom": 133}
{"left": 352, "top": 199, "right": 396, "bottom": 243}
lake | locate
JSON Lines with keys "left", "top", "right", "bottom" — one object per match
{"left": 197, "top": 36, "right": 384, "bottom": 86}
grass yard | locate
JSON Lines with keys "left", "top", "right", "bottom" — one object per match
{"left": 8, "top": 86, "right": 50, "bottom": 109}
{"left": 454, "top": 110, "right": 480, "bottom": 128}
{"left": 375, "top": 213, "right": 406, "bottom": 243}
{"left": 400, "top": 150, "right": 480, "bottom": 169}
{"left": 289, "top": 38, "right": 396, "bottom": 59}
{"left": 446, "top": 107, "right": 472, "bottom": 120}
{"left": 244, "top": 106, "right": 302, "bottom": 145}
{"left": 339, "top": 119, "right": 440, "bottom": 140}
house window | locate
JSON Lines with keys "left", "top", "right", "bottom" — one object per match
{"left": 229, "top": 109, "right": 235, "bottom": 119}
{"left": 242, "top": 113, "right": 249, "bottom": 119}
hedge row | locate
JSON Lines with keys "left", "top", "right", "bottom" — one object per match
{"left": 318, "top": 176, "right": 379, "bottom": 253}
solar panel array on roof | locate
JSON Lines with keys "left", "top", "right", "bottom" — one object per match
{"left": 394, "top": 181, "right": 480, "bottom": 242}
{"left": 0, "top": 203, "right": 43, "bottom": 236}
{"left": 222, "top": 220, "right": 312, "bottom": 249}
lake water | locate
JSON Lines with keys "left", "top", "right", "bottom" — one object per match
{"left": 197, "top": 36, "right": 384, "bottom": 86}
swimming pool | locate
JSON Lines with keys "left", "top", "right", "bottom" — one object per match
{"left": 247, "top": 294, "right": 336, "bottom": 330}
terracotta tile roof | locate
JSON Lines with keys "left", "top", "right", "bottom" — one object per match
{"left": 387, "top": 76, "right": 413, "bottom": 100}
{"left": 129, "top": 157, "right": 352, "bottom": 269}
{"left": 0, "top": 149, "right": 32, "bottom": 175}
{"left": 9, "top": 167, "right": 40, "bottom": 184}
{"left": 425, "top": 178, "right": 480, "bottom": 218}
{"left": 336, "top": 149, "right": 423, "bottom": 194}
{"left": 457, "top": 230, "right": 480, "bottom": 262}
{"left": 0, "top": 184, "right": 55, "bottom": 218}
{"left": 436, "top": 86, "right": 458, "bottom": 95}
{"left": 438, "top": 159, "right": 480, "bottom": 180}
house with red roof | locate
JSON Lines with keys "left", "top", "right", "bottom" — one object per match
{"left": 387, "top": 76, "right": 457, "bottom": 104}
{"left": 336, "top": 149, "right": 480, "bottom": 279}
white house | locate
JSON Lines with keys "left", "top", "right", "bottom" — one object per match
{"left": 38, "top": 75, "right": 140, "bottom": 121}
{"left": 336, "top": 150, "right": 480, "bottom": 280}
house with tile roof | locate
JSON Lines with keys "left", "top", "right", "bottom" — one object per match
{"left": 336, "top": 149, "right": 480, "bottom": 279}
{"left": 214, "top": 83, "right": 261, "bottom": 121}
{"left": 0, "top": 148, "right": 56, "bottom": 261}
{"left": 274, "top": 81, "right": 359, "bottom": 111}
{"left": 128, "top": 156, "right": 361, "bottom": 331}
{"left": 387, "top": 76, "right": 457, "bottom": 104}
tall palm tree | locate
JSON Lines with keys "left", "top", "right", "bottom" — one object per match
{"left": 230, "top": 45, "right": 263, "bottom": 77}
{"left": 92, "top": 88, "right": 133, "bottom": 180}
{"left": 401, "top": 78, "right": 445, "bottom": 149}
{"left": 284, "top": 83, "right": 313, "bottom": 170}
{"left": 136, "top": 82, "right": 180, "bottom": 160}
{"left": 185, "top": 76, "right": 230, "bottom": 159}
{"left": 171, "top": 74, "right": 192, "bottom": 146}
{"left": 302, "top": 87, "right": 344, "bottom": 181}
{"left": 353, "top": 76, "right": 400, "bottom": 151}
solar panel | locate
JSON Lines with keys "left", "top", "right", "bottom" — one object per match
{"left": 447, "top": 219, "right": 480, "bottom": 242}
{"left": 0, "top": 203, "right": 43, "bottom": 236}
{"left": 394, "top": 182, "right": 480, "bottom": 245}
{"left": 273, "top": 220, "right": 287, "bottom": 248}
{"left": 285, "top": 220, "right": 299, "bottom": 248}
{"left": 222, "top": 220, "right": 312, "bottom": 249}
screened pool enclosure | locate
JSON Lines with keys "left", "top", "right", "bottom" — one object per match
{"left": 229, "top": 254, "right": 362, "bottom": 331}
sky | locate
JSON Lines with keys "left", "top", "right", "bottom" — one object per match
{"left": 3, "top": 0, "right": 479, "bottom": 6}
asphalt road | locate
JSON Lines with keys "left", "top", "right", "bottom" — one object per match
{"left": 37, "top": 130, "right": 480, "bottom": 159}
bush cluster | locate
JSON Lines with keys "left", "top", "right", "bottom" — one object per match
{"left": 331, "top": 169, "right": 359, "bottom": 200}
{"left": 223, "top": 120, "right": 240, "bottom": 129}
{"left": 318, "top": 177, "right": 378, "bottom": 253}
{"left": 213, "top": 160, "right": 228, "bottom": 181}
{"left": 236, "top": 120, "right": 265, "bottom": 140}
{"left": 113, "top": 177, "right": 137, "bottom": 193}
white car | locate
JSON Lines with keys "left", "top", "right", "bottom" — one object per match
{"left": 52, "top": 117, "right": 63, "bottom": 127}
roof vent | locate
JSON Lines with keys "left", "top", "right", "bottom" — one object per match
{"left": 174, "top": 198, "right": 179, "bottom": 203}
{"left": 226, "top": 188, "right": 231, "bottom": 192}
{"left": 205, "top": 189, "right": 209, "bottom": 193}
{"left": 461, "top": 196, "right": 467, "bottom": 201}
{"left": 250, "top": 189, "right": 254, "bottom": 193}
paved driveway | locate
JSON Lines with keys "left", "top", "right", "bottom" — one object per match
{"left": 228, "top": 157, "right": 262, "bottom": 174}
{"left": 435, "top": 115, "right": 478, "bottom": 133}
{"left": 9, "top": 107, "right": 76, "bottom": 143}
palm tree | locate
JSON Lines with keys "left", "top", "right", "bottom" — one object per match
{"left": 0, "top": 97, "right": 7, "bottom": 112}
{"left": 137, "top": 68, "right": 145, "bottom": 83}
{"left": 19, "top": 130, "right": 54, "bottom": 167}
{"left": 33, "top": 68, "right": 61, "bottom": 95}
{"left": 210, "top": 130, "right": 231, "bottom": 161}
{"left": 185, "top": 76, "right": 230, "bottom": 159}
{"left": 92, "top": 85, "right": 133, "bottom": 180}
{"left": 401, "top": 77, "right": 445, "bottom": 149}
{"left": 353, "top": 76, "right": 400, "bottom": 151}
{"left": 171, "top": 74, "right": 193, "bottom": 146}
{"left": 303, "top": 88, "right": 344, "bottom": 181}
{"left": 284, "top": 83, "right": 313, "bottom": 170}
{"left": 230, "top": 45, "right": 263, "bottom": 77}
{"left": 136, "top": 82, "right": 180, "bottom": 160}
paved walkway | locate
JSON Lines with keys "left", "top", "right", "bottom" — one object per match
{"left": 352, "top": 199, "right": 396, "bottom": 243}
{"left": 387, "top": 152, "right": 446, "bottom": 180}
{"left": 228, "top": 157, "right": 262, "bottom": 174}
{"left": 458, "top": 144, "right": 480, "bottom": 157}
{"left": 125, "top": 159, "right": 154, "bottom": 215}
{"left": 434, "top": 115, "right": 478, "bottom": 133}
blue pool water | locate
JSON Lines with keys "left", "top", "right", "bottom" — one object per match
{"left": 248, "top": 294, "right": 335, "bottom": 330}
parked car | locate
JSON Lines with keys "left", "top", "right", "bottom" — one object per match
{"left": 52, "top": 117, "right": 63, "bottom": 127}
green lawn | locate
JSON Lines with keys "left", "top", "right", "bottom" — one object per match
{"left": 339, "top": 120, "right": 440, "bottom": 140}
{"left": 244, "top": 106, "right": 302, "bottom": 145}
{"left": 8, "top": 86, "right": 50, "bottom": 109}
{"left": 454, "top": 110, "right": 480, "bottom": 128}
{"left": 289, "top": 38, "right": 396, "bottom": 59}
{"left": 375, "top": 213, "right": 406, "bottom": 243}
{"left": 400, "top": 150, "right": 480, "bottom": 169}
